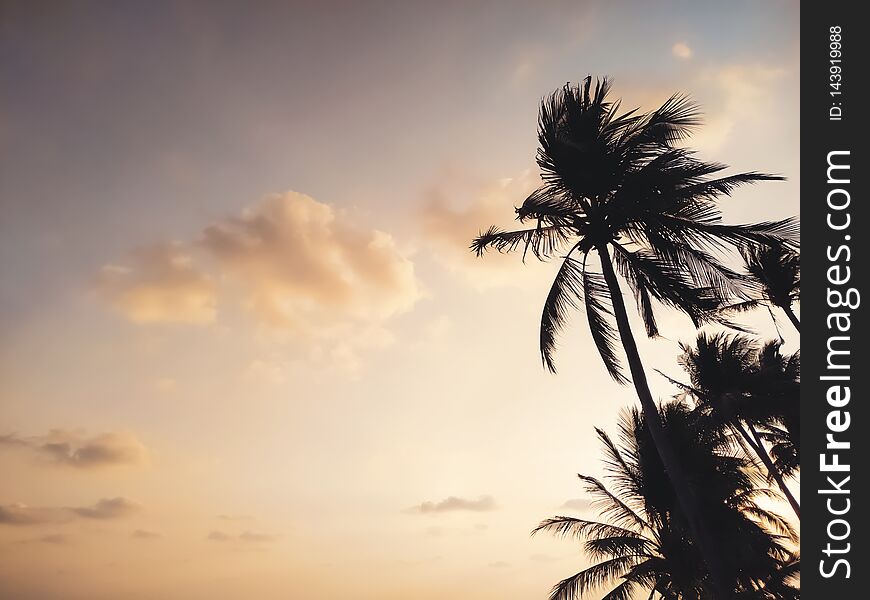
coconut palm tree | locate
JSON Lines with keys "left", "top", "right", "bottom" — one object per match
{"left": 719, "top": 243, "right": 800, "bottom": 334}
{"left": 671, "top": 333, "right": 800, "bottom": 519}
{"left": 533, "top": 403, "right": 799, "bottom": 600}
{"left": 471, "top": 76, "right": 796, "bottom": 594}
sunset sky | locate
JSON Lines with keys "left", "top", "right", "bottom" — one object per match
{"left": 0, "top": 2, "right": 799, "bottom": 598}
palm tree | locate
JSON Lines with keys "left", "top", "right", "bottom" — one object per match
{"left": 719, "top": 243, "right": 800, "bottom": 334}
{"left": 471, "top": 76, "right": 797, "bottom": 594}
{"left": 533, "top": 403, "right": 798, "bottom": 599}
{"left": 670, "top": 333, "right": 800, "bottom": 519}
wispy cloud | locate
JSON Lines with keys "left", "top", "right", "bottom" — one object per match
{"left": 408, "top": 495, "right": 497, "bottom": 514}
{"left": 207, "top": 530, "right": 277, "bottom": 543}
{"left": 0, "top": 429, "right": 147, "bottom": 469}
{"left": 0, "top": 497, "right": 140, "bottom": 526}
{"left": 69, "top": 497, "right": 140, "bottom": 520}
{"left": 132, "top": 529, "right": 162, "bottom": 540}
{"left": 13, "top": 533, "right": 73, "bottom": 545}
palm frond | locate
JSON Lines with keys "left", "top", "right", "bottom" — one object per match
{"left": 578, "top": 474, "right": 650, "bottom": 532}
{"left": 532, "top": 516, "right": 639, "bottom": 541}
{"left": 470, "top": 224, "right": 571, "bottom": 260}
{"left": 585, "top": 534, "right": 656, "bottom": 560}
{"left": 610, "top": 243, "right": 721, "bottom": 328}
{"left": 582, "top": 267, "right": 629, "bottom": 383}
{"left": 540, "top": 256, "right": 585, "bottom": 373}
{"left": 549, "top": 556, "right": 639, "bottom": 600}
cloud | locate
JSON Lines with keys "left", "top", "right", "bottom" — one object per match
{"left": 690, "top": 63, "right": 788, "bottom": 152}
{"left": 0, "top": 429, "right": 147, "bottom": 469}
{"left": 207, "top": 530, "right": 277, "bottom": 543}
{"left": 408, "top": 495, "right": 497, "bottom": 514}
{"left": 35, "top": 533, "right": 72, "bottom": 545}
{"left": 68, "top": 497, "right": 141, "bottom": 520}
{"left": 132, "top": 529, "right": 162, "bottom": 539}
{"left": 671, "top": 42, "right": 693, "bottom": 60}
{"left": 97, "top": 191, "right": 422, "bottom": 371}
{"left": 238, "top": 531, "right": 277, "bottom": 543}
{"left": 0, "top": 504, "right": 70, "bottom": 526}
{"left": 12, "top": 533, "right": 73, "bottom": 545}
{"left": 420, "top": 169, "right": 550, "bottom": 288}
{"left": 96, "top": 242, "right": 216, "bottom": 324}
{"left": 0, "top": 497, "right": 139, "bottom": 526}
{"left": 200, "top": 191, "right": 420, "bottom": 329}
{"left": 559, "top": 498, "right": 593, "bottom": 511}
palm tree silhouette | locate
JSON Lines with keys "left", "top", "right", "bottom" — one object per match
{"left": 472, "top": 76, "right": 796, "bottom": 594}
{"left": 668, "top": 333, "right": 800, "bottom": 519}
{"left": 719, "top": 243, "right": 800, "bottom": 334}
{"left": 534, "top": 403, "right": 799, "bottom": 599}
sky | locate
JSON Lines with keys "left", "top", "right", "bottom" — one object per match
{"left": 0, "top": 2, "right": 799, "bottom": 598}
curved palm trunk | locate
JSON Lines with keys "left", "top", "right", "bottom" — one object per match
{"left": 735, "top": 423, "right": 800, "bottom": 519}
{"left": 597, "top": 245, "right": 733, "bottom": 599}
{"left": 748, "top": 424, "right": 801, "bottom": 519}
{"left": 780, "top": 302, "right": 800, "bottom": 332}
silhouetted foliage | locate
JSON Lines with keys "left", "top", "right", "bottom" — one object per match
{"left": 717, "top": 243, "right": 801, "bottom": 334}
{"left": 535, "top": 403, "right": 799, "bottom": 600}
{"left": 471, "top": 76, "right": 796, "bottom": 376}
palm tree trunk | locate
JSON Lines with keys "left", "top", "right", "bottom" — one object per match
{"left": 738, "top": 422, "right": 801, "bottom": 519}
{"left": 781, "top": 303, "right": 800, "bottom": 332}
{"left": 597, "top": 244, "right": 733, "bottom": 599}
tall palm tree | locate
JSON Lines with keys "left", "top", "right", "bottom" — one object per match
{"left": 719, "top": 243, "right": 800, "bottom": 334}
{"left": 533, "top": 403, "right": 798, "bottom": 599}
{"left": 471, "top": 76, "right": 796, "bottom": 594}
{"left": 671, "top": 333, "right": 800, "bottom": 519}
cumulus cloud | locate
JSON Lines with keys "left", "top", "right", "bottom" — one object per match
{"left": 200, "top": 192, "right": 420, "bottom": 329}
{"left": 421, "top": 169, "right": 551, "bottom": 288}
{"left": 96, "top": 191, "right": 422, "bottom": 371}
{"left": 96, "top": 242, "right": 217, "bottom": 324}
{"left": 0, "top": 429, "right": 147, "bottom": 469}
{"left": 408, "top": 495, "right": 497, "bottom": 514}
{"left": 0, "top": 497, "right": 139, "bottom": 526}
{"left": 671, "top": 42, "right": 693, "bottom": 60}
